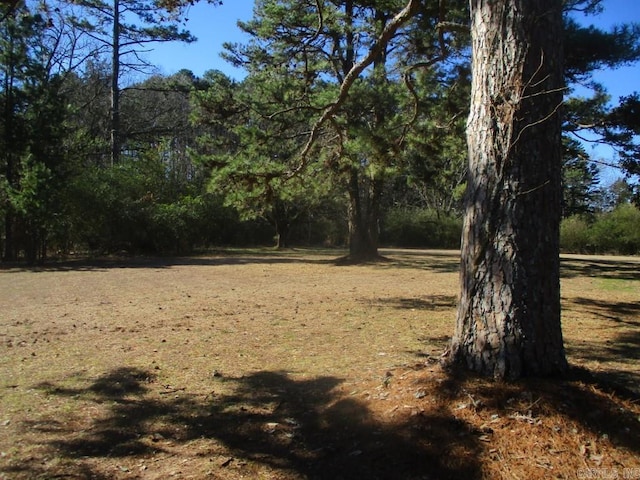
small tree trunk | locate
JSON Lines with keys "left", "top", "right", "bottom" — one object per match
{"left": 110, "top": 0, "right": 120, "bottom": 166}
{"left": 274, "top": 222, "right": 290, "bottom": 249}
{"left": 269, "top": 200, "right": 292, "bottom": 250}
{"left": 25, "top": 229, "right": 37, "bottom": 265}
{"left": 2, "top": 59, "right": 18, "bottom": 262}
{"left": 345, "top": 168, "right": 381, "bottom": 262}
{"left": 3, "top": 211, "right": 17, "bottom": 261}
{"left": 449, "top": 0, "right": 568, "bottom": 379}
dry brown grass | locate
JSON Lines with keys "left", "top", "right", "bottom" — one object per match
{"left": 0, "top": 248, "right": 638, "bottom": 480}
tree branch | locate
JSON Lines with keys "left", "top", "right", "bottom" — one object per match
{"left": 397, "top": 0, "right": 462, "bottom": 147}
{"left": 288, "top": 0, "right": 421, "bottom": 177}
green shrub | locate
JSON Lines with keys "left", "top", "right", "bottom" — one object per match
{"left": 381, "top": 208, "right": 462, "bottom": 249}
{"left": 590, "top": 204, "right": 640, "bottom": 255}
{"left": 561, "top": 204, "right": 640, "bottom": 255}
{"left": 560, "top": 215, "right": 592, "bottom": 254}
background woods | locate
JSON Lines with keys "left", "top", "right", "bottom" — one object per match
{"left": 1, "top": 0, "right": 638, "bottom": 263}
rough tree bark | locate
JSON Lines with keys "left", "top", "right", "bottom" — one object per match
{"left": 345, "top": 168, "right": 383, "bottom": 262}
{"left": 449, "top": 0, "right": 568, "bottom": 379}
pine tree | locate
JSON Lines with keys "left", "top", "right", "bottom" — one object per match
{"left": 449, "top": 0, "right": 568, "bottom": 379}
{"left": 65, "top": 0, "right": 210, "bottom": 164}
{"left": 215, "top": 0, "right": 466, "bottom": 260}
{"left": 1, "top": 3, "right": 69, "bottom": 262}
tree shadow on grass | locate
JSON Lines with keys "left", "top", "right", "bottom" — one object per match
{"left": 18, "top": 367, "right": 482, "bottom": 480}
{"left": 566, "top": 328, "right": 640, "bottom": 395}
{"left": 560, "top": 256, "right": 640, "bottom": 281}
{"left": 567, "top": 297, "right": 640, "bottom": 327}
{"left": 13, "top": 362, "right": 640, "bottom": 479}
{"left": 610, "top": 330, "right": 640, "bottom": 361}
{"left": 184, "top": 371, "right": 482, "bottom": 479}
{"left": 375, "top": 294, "right": 458, "bottom": 311}
{"left": 0, "top": 249, "right": 342, "bottom": 273}
{"left": 30, "top": 368, "right": 166, "bottom": 458}
{"left": 563, "top": 295, "right": 640, "bottom": 393}
{"left": 380, "top": 249, "right": 461, "bottom": 273}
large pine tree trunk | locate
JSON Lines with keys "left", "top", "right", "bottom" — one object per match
{"left": 449, "top": 0, "right": 568, "bottom": 379}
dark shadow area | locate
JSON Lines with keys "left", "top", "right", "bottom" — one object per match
{"left": 567, "top": 357, "right": 639, "bottom": 397}
{"left": 611, "top": 330, "right": 640, "bottom": 361}
{"left": 332, "top": 253, "right": 392, "bottom": 266}
{"left": 375, "top": 294, "right": 458, "bottom": 311}
{"left": 445, "top": 365, "right": 640, "bottom": 457}
{"left": 11, "top": 362, "right": 640, "bottom": 479}
{"left": 566, "top": 337, "right": 640, "bottom": 367}
{"left": 563, "top": 292, "right": 640, "bottom": 395}
{"left": 182, "top": 371, "right": 481, "bottom": 479}
{"left": 560, "top": 256, "right": 640, "bottom": 281}
{"left": 381, "top": 249, "right": 461, "bottom": 273}
{"left": 0, "top": 461, "right": 111, "bottom": 480}
{"left": 18, "top": 367, "right": 483, "bottom": 480}
{"left": 0, "top": 249, "right": 343, "bottom": 273}
{"left": 0, "top": 248, "right": 465, "bottom": 273}
{"left": 30, "top": 368, "right": 165, "bottom": 458}
{"left": 3, "top": 249, "right": 636, "bottom": 277}
{"left": 567, "top": 297, "right": 640, "bottom": 326}
{"left": 563, "top": 295, "right": 640, "bottom": 393}
{"left": 566, "top": 324, "right": 640, "bottom": 395}
{"left": 405, "top": 338, "right": 451, "bottom": 362}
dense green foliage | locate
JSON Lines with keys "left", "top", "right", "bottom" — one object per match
{"left": 208, "top": 0, "right": 471, "bottom": 259}
{"left": 1, "top": 0, "right": 639, "bottom": 263}
{"left": 561, "top": 204, "right": 640, "bottom": 254}
{"left": 1, "top": 5, "right": 71, "bottom": 262}
{"left": 382, "top": 208, "right": 462, "bottom": 249}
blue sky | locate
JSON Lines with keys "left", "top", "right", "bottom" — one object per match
{"left": 146, "top": 0, "right": 640, "bottom": 97}
{"left": 144, "top": 1, "right": 254, "bottom": 80}
{"left": 572, "top": 0, "right": 640, "bottom": 101}
{"left": 144, "top": 0, "right": 639, "bottom": 182}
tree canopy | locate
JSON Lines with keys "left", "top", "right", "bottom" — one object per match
{"left": 1, "top": 0, "right": 639, "bottom": 265}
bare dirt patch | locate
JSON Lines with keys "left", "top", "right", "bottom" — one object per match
{"left": 1, "top": 248, "right": 639, "bottom": 479}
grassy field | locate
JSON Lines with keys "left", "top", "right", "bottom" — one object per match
{"left": 1, "top": 248, "right": 639, "bottom": 479}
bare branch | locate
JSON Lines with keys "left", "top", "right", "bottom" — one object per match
{"left": 288, "top": 0, "right": 421, "bottom": 177}
{"left": 309, "top": 0, "right": 323, "bottom": 46}
{"left": 507, "top": 50, "right": 568, "bottom": 154}
{"left": 510, "top": 99, "right": 564, "bottom": 152}
{"left": 400, "top": 54, "right": 447, "bottom": 144}
{"left": 397, "top": 0, "right": 460, "bottom": 147}
{"left": 435, "top": 21, "right": 469, "bottom": 33}
{"left": 267, "top": 104, "right": 322, "bottom": 120}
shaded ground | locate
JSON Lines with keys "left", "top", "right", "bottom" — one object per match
{"left": 1, "top": 248, "right": 639, "bottom": 479}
